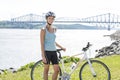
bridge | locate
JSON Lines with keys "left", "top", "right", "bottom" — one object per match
{"left": 1, "top": 13, "right": 120, "bottom": 30}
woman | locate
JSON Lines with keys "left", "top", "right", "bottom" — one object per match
{"left": 40, "top": 11, "right": 66, "bottom": 80}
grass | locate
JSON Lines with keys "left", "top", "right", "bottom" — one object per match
{"left": 97, "top": 55, "right": 120, "bottom": 80}
{"left": 0, "top": 55, "right": 120, "bottom": 80}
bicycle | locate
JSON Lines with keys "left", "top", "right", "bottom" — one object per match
{"left": 30, "top": 42, "right": 111, "bottom": 80}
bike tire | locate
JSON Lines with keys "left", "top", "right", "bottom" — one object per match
{"left": 79, "top": 60, "right": 111, "bottom": 80}
{"left": 30, "top": 60, "right": 62, "bottom": 80}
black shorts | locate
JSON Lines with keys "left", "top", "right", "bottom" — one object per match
{"left": 45, "top": 51, "right": 59, "bottom": 65}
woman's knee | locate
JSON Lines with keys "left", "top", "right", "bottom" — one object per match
{"left": 53, "top": 65, "right": 60, "bottom": 73}
{"left": 44, "top": 65, "right": 49, "bottom": 73}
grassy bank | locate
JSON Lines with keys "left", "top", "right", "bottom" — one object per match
{"left": 0, "top": 55, "right": 120, "bottom": 80}
{"left": 97, "top": 55, "right": 120, "bottom": 79}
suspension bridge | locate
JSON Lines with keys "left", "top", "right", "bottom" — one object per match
{"left": 1, "top": 13, "right": 120, "bottom": 30}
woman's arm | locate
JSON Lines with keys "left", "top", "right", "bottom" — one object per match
{"left": 40, "top": 29, "right": 47, "bottom": 63}
{"left": 40, "top": 29, "right": 45, "bottom": 57}
{"left": 55, "top": 42, "right": 66, "bottom": 51}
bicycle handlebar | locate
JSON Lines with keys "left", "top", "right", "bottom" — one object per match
{"left": 82, "top": 42, "right": 92, "bottom": 52}
{"left": 57, "top": 49, "right": 63, "bottom": 52}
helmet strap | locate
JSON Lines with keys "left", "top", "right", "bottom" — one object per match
{"left": 47, "top": 21, "right": 52, "bottom": 25}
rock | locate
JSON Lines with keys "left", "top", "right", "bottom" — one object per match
{"left": 7, "top": 67, "right": 17, "bottom": 73}
{"left": 0, "top": 69, "right": 4, "bottom": 74}
{"left": 95, "top": 40, "right": 120, "bottom": 58}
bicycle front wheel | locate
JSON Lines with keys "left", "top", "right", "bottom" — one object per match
{"left": 79, "top": 60, "right": 111, "bottom": 80}
{"left": 30, "top": 60, "right": 62, "bottom": 80}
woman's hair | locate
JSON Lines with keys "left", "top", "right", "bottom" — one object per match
{"left": 45, "top": 11, "right": 56, "bottom": 19}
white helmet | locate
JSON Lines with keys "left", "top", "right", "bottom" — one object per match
{"left": 45, "top": 11, "right": 56, "bottom": 19}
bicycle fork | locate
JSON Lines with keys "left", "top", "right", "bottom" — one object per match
{"left": 87, "top": 59, "right": 97, "bottom": 77}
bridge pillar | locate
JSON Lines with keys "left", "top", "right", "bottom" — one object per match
{"left": 108, "top": 24, "right": 111, "bottom": 31}
{"left": 108, "top": 13, "right": 111, "bottom": 31}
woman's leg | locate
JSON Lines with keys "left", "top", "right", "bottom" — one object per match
{"left": 44, "top": 64, "right": 50, "bottom": 80}
{"left": 52, "top": 64, "right": 60, "bottom": 80}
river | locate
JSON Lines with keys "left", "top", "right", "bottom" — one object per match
{"left": 0, "top": 29, "right": 115, "bottom": 69}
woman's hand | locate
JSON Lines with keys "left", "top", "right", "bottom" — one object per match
{"left": 42, "top": 57, "right": 47, "bottom": 64}
{"left": 62, "top": 47, "right": 66, "bottom": 52}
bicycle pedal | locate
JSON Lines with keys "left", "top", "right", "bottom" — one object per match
{"left": 61, "top": 73, "right": 70, "bottom": 80}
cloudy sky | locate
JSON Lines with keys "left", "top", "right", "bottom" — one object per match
{"left": 0, "top": 0, "right": 119, "bottom": 20}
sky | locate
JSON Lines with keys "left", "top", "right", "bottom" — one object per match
{"left": 0, "top": 0, "right": 120, "bottom": 20}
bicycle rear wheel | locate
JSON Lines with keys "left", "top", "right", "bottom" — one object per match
{"left": 79, "top": 60, "right": 111, "bottom": 80}
{"left": 30, "top": 60, "right": 62, "bottom": 80}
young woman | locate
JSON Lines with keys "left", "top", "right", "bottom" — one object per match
{"left": 40, "top": 11, "right": 66, "bottom": 80}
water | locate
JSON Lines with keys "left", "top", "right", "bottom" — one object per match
{"left": 0, "top": 29, "right": 115, "bottom": 69}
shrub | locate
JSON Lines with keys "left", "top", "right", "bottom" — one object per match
{"left": 62, "top": 56, "right": 80, "bottom": 63}
{"left": 18, "top": 62, "right": 35, "bottom": 71}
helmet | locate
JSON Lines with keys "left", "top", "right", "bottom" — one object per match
{"left": 45, "top": 11, "right": 56, "bottom": 19}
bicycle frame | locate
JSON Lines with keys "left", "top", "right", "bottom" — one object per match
{"left": 59, "top": 43, "right": 96, "bottom": 77}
